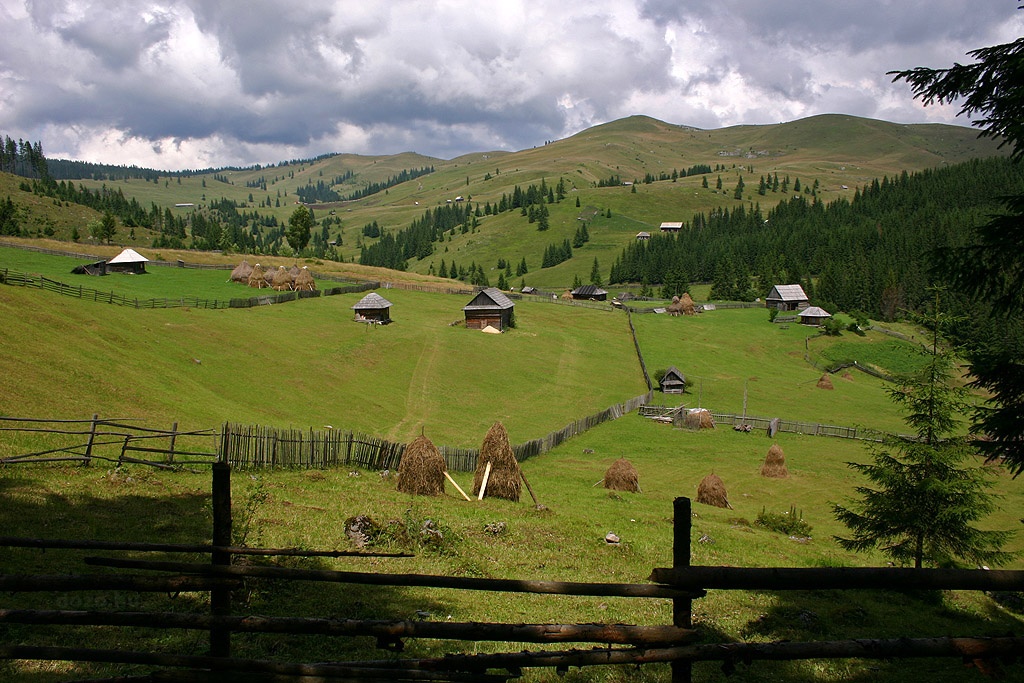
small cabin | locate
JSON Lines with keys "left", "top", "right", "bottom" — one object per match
{"left": 798, "top": 306, "right": 832, "bottom": 326}
{"left": 660, "top": 366, "right": 687, "bottom": 394}
{"left": 106, "top": 248, "right": 148, "bottom": 274}
{"left": 765, "top": 284, "right": 808, "bottom": 311}
{"left": 636, "top": 231, "right": 651, "bottom": 240}
{"left": 463, "top": 288, "right": 515, "bottom": 331}
{"left": 659, "top": 221, "right": 683, "bottom": 233}
{"left": 570, "top": 285, "right": 608, "bottom": 301}
{"left": 352, "top": 292, "right": 393, "bottom": 324}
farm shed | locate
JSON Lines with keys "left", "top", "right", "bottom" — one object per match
{"left": 659, "top": 221, "right": 683, "bottom": 233}
{"left": 659, "top": 366, "right": 687, "bottom": 394}
{"left": 798, "top": 306, "right": 832, "bottom": 326}
{"left": 463, "top": 287, "right": 515, "bottom": 331}
{"left": 106, "top": 248, "right": 148, "bottom": 274}
{"left": 352, "top": 292, "right": 393, "bottom": 324}
{"left": 71, "top": 259, "right": 108, "bottom": 276}
{"left": 571, "top": 284, "right": 608, "bottom": 301}
{"left": 765, "top": 284, "right": 808, "bottom": 311}
{"left": 636, "top": 231, "right": 651, "bottom": 240}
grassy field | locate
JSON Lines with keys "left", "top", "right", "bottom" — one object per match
{"left": 1, "top": 246, "right": 1022, "bottom": 682}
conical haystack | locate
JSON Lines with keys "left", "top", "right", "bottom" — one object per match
{"left": 817, "top": 374, "right": 834, "bottom": 390}
{"left": 760, "top": 443, "right": 789, "bottom": 478}
{"left": 679, "top": 292, "right": 696, "bottom": 315}
{"left": 667, "top": 296, "right": 683, "bottom": 316}
{"left": 472, "top": 421, "right": 521, "bottom": 502}
{"left": 247, "top": 263, "right": 267, "bottom": 288}
{"left": 288, "top": 264, "right": 302, "bottom": 279}
{"left": 396, "top": 435, "right": 446, "bottom": 496}
{"left": 293, "top": 266, "right": 317, "bottom": 291}
{"left": 696, "top": 473, "right": 732, "bottom": 509}
{"left": 263, "top": 266, "right": 276, "bottom": 287}
{"left": 603, "top": 458, "right": 640, "bottom": 492}
{"left": 230, "top": 259, "right": 253, "bottom": 283}
{"left": 684, "top": 408, "right": 715, "bottom": 430}
{"left": 272, "top": 266, "right": 294, "bottom": 291}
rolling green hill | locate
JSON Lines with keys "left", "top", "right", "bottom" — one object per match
{"left": 3, "top": 114, "right": 1006, "bottom": 291}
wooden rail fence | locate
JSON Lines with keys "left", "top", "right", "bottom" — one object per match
{"left": 2, "top": 479, "right": 1021, "bottom": 682}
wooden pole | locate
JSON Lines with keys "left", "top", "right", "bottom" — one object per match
{"left": 672, "top": 496, "right": 692, "bottom": 683}
{"left": 83, "top": 413, "right": 99, "bottom": 466}
{"left": 167, "top": 422, "right": 178, "bottom": 463}
{"left": 443, "top": 471, "right": 472, "bottom": 501}
{"left": 477, "top": 461, "right": 492, "bottom": 500}
{"left": 520, "top": 469, "right": 540, "bottom": 507}
{"left": 210, "top": 462, "right": 232, "bottom": 657}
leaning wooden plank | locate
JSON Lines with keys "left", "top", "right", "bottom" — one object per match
{"left": 477, "top": 461, "right": 492, "bottom": 500}
{"left": 443, "top": 471, "right": 472, "bottom": 501}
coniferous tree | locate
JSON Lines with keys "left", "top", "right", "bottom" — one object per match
{"left": 833, "top": 295, "right": 1016, "bottom": 568}
{"left": 590, "top": 257, "right": 603, "bottom": 286}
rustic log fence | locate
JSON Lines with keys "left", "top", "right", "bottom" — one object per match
{"left": 221, "top": 392, "right": 654, "bottom": 471}
{"left": 2, "top": 481, "right": 1021, "bottom": 682}
{"left": 0, "top": 415, "right": 218, "bottom": 467}
{"left": 637, "top": 406, "right": 888, "bottom": 442}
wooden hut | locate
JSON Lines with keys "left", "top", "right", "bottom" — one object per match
{"left": 106, "top": 248, "right": 148, "bottom": 274}
{"left": 798, "top": 306, "right": 832, "bottom": 326}
{"left": 659, "top": 366, "right": 687, "bottom": 394}
{"left": 462, "top": 288, "right": 515, "bottom": 331}
{"left": 765, "top": 284, "right": 809, "bottom": 311}
{"left": 352, "top": 292, "right": 393, "bottom": 324}
{"left": 570, "top": 285, "right": 608, "bottom": 301}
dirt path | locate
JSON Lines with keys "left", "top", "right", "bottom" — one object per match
{"left": 386, "top": 333, "right": 442, "bottom": 442}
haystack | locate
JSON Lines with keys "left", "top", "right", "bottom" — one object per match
{"left": 293, "top": 266, "right": 317, "bottom": 292}
{"left": 696, "top": 473, "right": 732, "bottom": 509}
{"left": 684, "top": 408, "right": 715, "bottom": 430}
{"left": 247, "top": 263, "right": 267, "bottom": 288}
{"left": 760, "top": 443, "right": 789, "bottom": 478}
{"left": 817, "top": 374, "right": 834, "bottom": 390}
{"left": 263, "top": 266, "right": 276, "bottom": 287}
{"left": 667, "top": 296, "right": 683, "bottom": 316}
{"left": 678, "top": 292, "right": 696, "bottom": 315}
{"left": 288, "top": 264, "right": 302, "bottom": 279}
{"left": 472, "top": 421, "right": 521, "bottom": 502}
{"left": 230, "top": 259, "right": 253, "bottom": 283}
{"left": 396, "top": 435, "right": 446, "bottom": 496}
{"left": 561, "top": 290, "right": 574, "bottom": 301}
{"left": 272, "top": 266, "right": 294, "bottom": 291}
{"left": 603, "top": 458, "right": 640, "bottom": 493}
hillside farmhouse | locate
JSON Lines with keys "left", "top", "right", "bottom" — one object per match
{"left": 352, "top": 292, "right": 393, "bottom": 324}
{"left": 765, "top": 284, "right": 809, "bottom": 311}
{"left": 106, "top": 248, "right": 148, "bottom": 274}
{"left": 463, "top": 288, "right": 515, "bottom": 331}
{"left": 798, "top": 306, "right": 832, "bottom": 326}
{"left": 570, "top": 285, "right": 608, "bottom": 301}
{"left": 659, "top": 221, "right": 683, "bottom": 233}
{"left": 659, "top": 366, "right": 687, "bottom": 394}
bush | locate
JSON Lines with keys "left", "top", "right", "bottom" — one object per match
{"left": 755, "top": 506, "right": 813, "bottom": 537}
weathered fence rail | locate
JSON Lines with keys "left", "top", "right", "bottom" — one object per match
{"left": 2, "top": 484, "right": 1021, "bottom": 682}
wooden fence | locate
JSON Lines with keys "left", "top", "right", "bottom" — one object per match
{"left": 223, "top": 392, "right": 655, "bottom": 471}
{"left": 637, "top": 407, "right": 889, "bottom": 442}
{"left": 2, "top": 482, "right": 1021, "bottom": 682}
{"left": 0, "top": 415, "right": 218, "bottom": 467}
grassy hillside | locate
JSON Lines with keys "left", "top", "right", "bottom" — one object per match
{"left": 2, "top": 247, "right": 1022, "bottom": 682}
{"left": 4, "top": 114, "right": 1005, "bottom": 291}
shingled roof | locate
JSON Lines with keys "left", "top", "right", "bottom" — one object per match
{"left": 352, "top": 292, "right": 393, "bottom": 309}
{"left": 463, "top": 288, "right": 515, "bottom": 311}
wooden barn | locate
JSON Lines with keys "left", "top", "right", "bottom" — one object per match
{"left": 765, "top": 284, "right": 808, "bottom": 311}
{"left": 571, "top": 284, "right": 608, "bottom": 301}
{"left": 660, "top": 366, "right": 687, "bottom": 394}
{"left": 463, "top": 287, "right": 515, "bottom": 331}
{"left": 106, "top": 248, "right": 149, "bottom": 274}
{"left": 798, "top": 305, "right": 832, "bottom": 326}
{"left": 352, "top": 292, "right": 393, "bottom": 324}
{"left": 659, "top": 221, "right": 683, "bottom": 233}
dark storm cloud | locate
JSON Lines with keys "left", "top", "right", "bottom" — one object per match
{"left": 0, "top": 1, "right": 1020, "bottom": 170}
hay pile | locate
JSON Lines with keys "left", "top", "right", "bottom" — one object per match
{"left": 472, "top": 421, "right": 521, "bottom": 502}
{"left": 396, "top": 435, "right": 446, "bottom": 496}
{"left": 760, "top": 443, "right": 789, "bottom": 478}
{"left": 272, "top": 266, "right": 294, "bottom": 291}
{"left": 684, "top": 408, "right": 715, "bottom": 430}
{"left": 247, "top": 263, "right": 267, "bottom": 288}
{"left": 561, "top": 290, "right": 574, "bottom": 301}
{"left": 603, "top": 458, "right": 640, "bottom": 492}
{"left": 293, "top": 266, "right": 316, "bottom": 291}
{"left": 230, "top": 260, "right": 253, "bottom": 283}
{"left": 817, "top": 374, "right": 834, "bottom": 390}
{"left": 667, "top": 293, "right": 697, "bottom": 316}
{"left": 696, "top": 473, "right": 732, "bottom": 509}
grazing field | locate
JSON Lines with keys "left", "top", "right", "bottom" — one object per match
{"left": 1, "top": 246, "right": 1022, "bottom": 683}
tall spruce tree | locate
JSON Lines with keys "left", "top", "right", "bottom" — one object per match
{"left": 892, "top": 23, "right": 1024, "bottom": 475}
{"left": 832, "top": 294, "right": 1015, "bottom": 568}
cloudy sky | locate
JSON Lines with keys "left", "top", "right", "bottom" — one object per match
{"left": 1, "top": 1, "right": 1021, "bottom": 171}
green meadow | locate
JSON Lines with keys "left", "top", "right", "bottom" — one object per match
{"left": 1, "top": 247, "right": 1022, "bottom": 682}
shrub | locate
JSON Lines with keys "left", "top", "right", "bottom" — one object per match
{"left": 755, "top": 506, "right": 813, "bottom": 537}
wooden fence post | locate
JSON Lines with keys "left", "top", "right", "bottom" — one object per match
{"left": 83, "top": 414, "right": 99, "bottom": 467}
{"left": 672, "top": 497, "right": 692, "bottom": 683}
{"left": 167, "top": 422, "right": 178, "bottom": 463}
{"left": 210, "top": 462, "right": 232, "bottom": 657}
